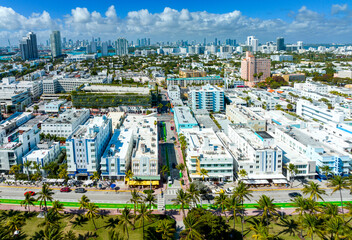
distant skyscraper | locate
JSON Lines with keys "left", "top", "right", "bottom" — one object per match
{"left": 277, "top": 37, "right": 285, "bottom": 51}
{"left": 19, "top": 32, "right": 38, "bottom": 60}
{"left": 247, "top": 36, "right": 255, "bottom": 46}
{"left": 204, "top": 38, "right": 206, "bottom": 46}
{"left": 252, "top": 39, "right": 259, "bottom": 52}
{"left": 102, "top": 42, "right": 108, "bottom": 57}
{"left": 87, "top": 41, "right": 97, "bottom": 54}
{"left": 147, "top": 38, "right": 151, "bottom": 46}
{"left": 214, "top": 38, "right": 218, "bottom": 46}
{"left": 50, "top": 31, "right": 62, "bottom": 58}
{"left": 116, "top": 38, "right": 128, "bottom": 56}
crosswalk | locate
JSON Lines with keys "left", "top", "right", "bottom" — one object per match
{"left": 166, "top": 189, "right": 178, "bottom": 195}
{"left": 157, "top": 194, "right": 165, "bottom": 211}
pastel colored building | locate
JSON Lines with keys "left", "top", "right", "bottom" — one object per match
{"left": 241, "top": 51, "right": 271, "bottom": 87}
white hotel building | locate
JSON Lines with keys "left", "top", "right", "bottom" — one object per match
{"left": 183, "top": 128, "right": 234, "bottom": 181}
{"left": 296, "top": 100, "right": 345, "bottom": 123}
{"left": 41, "top": 109, "right": 90, "bottom": 138}
{"left": 66, "top": 116, "right": 112, "bottom": 178}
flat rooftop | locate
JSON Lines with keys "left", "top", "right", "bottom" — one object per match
{"left": 255, "top": 131, "right": 273, "bottom": 139}
{"left": 43, "top": 109, "right": 89, "bottom": 125}
{"left": 174, "top": 107, "right": 198, "bottom": 125}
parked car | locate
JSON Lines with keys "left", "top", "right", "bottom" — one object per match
{"left": 288, "top": 192, "right": 302, "bottom": 198}
{"left": 201, "top": 194, "right": 214, "bottom": 201}
{"left": 75, "top": 188, "right": 86, "bottom": 193}
{"left": 172, "top": 163, "right": 176, "bottom": 169}
{"left": 24, "top": 191, "right": 35, "bottom": 196}
{"left": 60, "top": 187, "right": 71, "bottom": 192}
{"left": 168, "top": 176, "right": 173, "bottom": 185}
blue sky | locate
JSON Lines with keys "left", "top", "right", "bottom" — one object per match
{"left": 0, "top": 1, "right": 351, "bottom": 45}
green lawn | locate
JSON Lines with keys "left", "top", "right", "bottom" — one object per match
{"left": 13, "top": 211, "right": 175, "bottom": 240}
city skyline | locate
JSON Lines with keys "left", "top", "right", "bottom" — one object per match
{"left": 0, "top": 1, "right": 351, "bottom": 46}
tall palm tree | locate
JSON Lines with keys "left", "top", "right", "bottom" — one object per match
{"left": 180, "top": 214, "right": 203, "bottom": 240}
{"left": 136, "top": 203, "right": 153, "bottom": 240}
{"left": 85, "top": 202, "right": 100, "bottom": 231}
{"left": 324, "top": 216, "right": 346, "bottom": 240}
{"left": 32, "top": 225, "right": 63, "bottom": 240}
{"left": 305, "top": 199, "right": 321, "bottom": 215}
{"left": 246, "top": 218, "right": 271, "bottom": 240}
{"left": 302, "top": 181, "right": 326, "bottom": 201}
{"left": 172, "top": 189, "right": 190, "bottom": 218}
{"left": 156, "top": 219, "right": 176, "bottom": 240}
{"left": 21, "top": 192, "right": 35, "bottom": 212}
{"left": 144, "top": 192, "right": 157, "bottom": 210}
{"left": 199, "top": 168, "right": 208, "bottom": 181}
{"left": 214, "top": 192, "right": 229, "bottom": 220}
{"left": 301, "top": 213, "right": 322, "bottom": 240}
{"left": 256, "top": 194, "right": 279, "bottom": 232}
{"left": 319, "top": 165, "right": 332, "bottom": 180}
{"left": 130, "top": 189, "right": 142, "bottom": 224}
{"left": 226, "top": 194, "right": 241, "bottom": 230}
{"left": 176, "top": 163, "right": 186, "bottom": 172}
{"left": 276, "top": 216, "right": 299, "bottom": 237}
{"left": 79, "top": 195, "right": 90, "bottom": 210}
{"left": 160, "top": 165, "right": 169, "bottom": 181}
{"left": 90, "top": 171, "right": 100, "bottom": 188}
{"left": 234, "top": 181, "right": 253, "bottom": 238}
{"left": 5, "top": 214, "right": 26, "bottom": 236}
{"left": 187, "top": 183, "right": 200, "bottom": 208}
{"left": 237, "top": 169, "right": 248, "bottom": 180}
{"left": 118, "top": 207, "right": 133, "bottom": 240}
{"left": 328, "top": 175, "right": 349, "bottom": 219}
{"left": 37, "top": 183, "right": 54, "bottom": 211}
{"left": 292, "top": 196, "right": 309, "bottom": 237}
{"left": 284, "top": 163, "right": 298, "bottom": 188}
{"left": 22, "top": 161, "right": 32, "bottom": 181}
{"left": 9, "top": 164, "right": 21, "bottom": 181}
{"left": 51, "top": 200, "right": 64, "bottom": 215}
{"left": 125, "top": 170, "right": 134, "bottom": 184}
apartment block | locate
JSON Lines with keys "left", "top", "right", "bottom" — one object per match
{"left": 183, "top": 128, "right": 234, "bottom": 181}
{"left": 226, "top": 105, "right": 266, "bottom": 131}
{"left": 179, "top": 69, "right": 207, "bottom": 78}
{"left": 296, "top": 100, "right": 345, "bottom": 123}
{"left": 189, "top": 84, "right": 224, "bottom": 112}
{"left": 173, "top": 107, "right": 198, "bottom": 133}
{"left": 167, "top": 76, "right": 223, "bottom": 87}
{"left": 66, "top": 116, "right": 112, "bottom": 178}
{"left": 41, "top": 109, "right": 90, "bottom": 138}
{"left": 241, "top": 51, "right": 271, "bottom": 87}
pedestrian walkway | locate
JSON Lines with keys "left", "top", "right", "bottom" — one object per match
{"left": 157, "top": 193, "right": 165, "bottom": 211}
{"left": 166, "top": 189, "right": 178, "bottom": 195}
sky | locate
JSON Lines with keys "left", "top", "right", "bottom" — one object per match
{"left": 0, "top": 0, "right": 351, "bottom": 46}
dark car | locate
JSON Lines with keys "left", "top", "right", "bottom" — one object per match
{"left": 75, "top": 188, "right": 86, "bottom": 193}
{"left": 24, "top": 191, "right": 35, "bottom": 196}
{"left": 172, "top": 163, "right": 176, "bottom": 169}
{"left": 60, "top": 187, "right": 71, "bottom": 192}
{"left": 288, "top": 192, "right": 302, "bottom": 198}
{"left": 201, "top": 194, "right": 214, "bottom": 201}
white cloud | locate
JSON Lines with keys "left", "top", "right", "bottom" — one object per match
{"left": 0, "top": 4, "right": 351, "bottom": 45}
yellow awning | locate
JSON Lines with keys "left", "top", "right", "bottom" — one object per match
{"left": 128, "top": 180, "right": 159, "bottom": 186}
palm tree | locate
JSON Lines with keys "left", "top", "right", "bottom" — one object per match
{"left": 319, "top": 165, "right": 332, "bottom": 180}
{"left": 292, "top": 196, "right": 309, "bottom": 237}
{"left": 246, "top": 218, "right": 271, "bottom": 240}
{"left": 37, "top": 183, "right": 54, "bottom": 211}
{"left": 215, "top": 193, "right": 229, "bottom": 220}
{"left": 51, "top": 200, "right": 64, "bottom": 215}
{"left": 305, "top": 199, "right": 321, "bottom": 215}
{"left": 160, "top": 165, "right": 169, "bottom": 181}
{"left": 187, "top": 183, "right": 200, "bottom": 208}
{"left": 32, "top": 225, "right": 63, "bottom": 240}
{"left": 256, "top": 194, "right": 279, "bottom": 232}
{"left": 301, "top": 213, "right": 322, "bottom": 240}
{"left": 90, "top": 171, "right": 100, "bottom": 187}
{"left": 21, "top": 192, "right": 35, "bottom": 212}
{"left": 158, "top": 103, "right": 164, "bottom": 112}
{"left": 237, "top": 169, "right": 248, "bottom": 180}
{"left": 324, "top": 217, "right": 346, "bottom": 240}
{"left": 276, "top": 217, "right": 299, "bottom": 237}
{"left": 85, "top": 202, "right": 100, "bottom": 231}
{"left": 79, "top": 195, "right": 90, "bottom": 210}
{"left": 226, "top": 194, "right": 241, "bottom": 230}
{"left": 234, "top": 181, "right": 253, "bottom": 238}
{"left": 137, "top": 203, "right": 153, "bottom": 240}
{"left": 302, "top": 181, "right": 326, "bottom": 201}
{"left": 9, "top": 164, "right": 21, "bottom": 181}
{"left": 118, "top": 207, "right": 133, "bottom": 240}
{"left": 130, "top": 189, "right": 142, "bottom": 224}
{"left": 5, "top": 214, "right": 26, "bottom": 236}
{"left": 172, "top": 189, "right": 190, "bottom": 218}
{"left": 156, "top": 219, "right": 176, "bottom": 240}
{"left": 125, "top": 170, "right": 134, "bottom": 184}
{"left": 144, "top": 192, "right": 157, "bottom": 210}
{"left": 22, "top": 161, "right": 32, "bottom": 181}
{"left": 284, "top": 163, "right": 298, "bottom": 188}
{"left": 328, "top": 175, "right": 349, "bottom": 220}
{"left": 176, "top": 163, "right": 186, "bottom": 172}
{"left": 199, "top": 168, "right": 208, "bottom": 181}
{"left": 180, "top": 214, "right": 203, "bottom": 240}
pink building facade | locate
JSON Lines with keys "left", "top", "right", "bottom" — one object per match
{"left": 241, "top": 51, "right": 271, "bottom": 87}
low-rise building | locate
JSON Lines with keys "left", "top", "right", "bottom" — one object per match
{"left": 44, "top": 100, "right": 66, "bottom": 113}
{"left": 296, "top": 100, "right": 345, "bottom": 123}
{"left": 0, "top": 89, "right": 31, "bottom": 114}
{"left": 167, "top": 76, "right": 223, "bottom": 87}
{"left": 226, "top": 105, "right": 266, "bottom": 131}
{"left": 41, "top": 109, "right": 90, "bottom": 138}
{"left": 167, "top": 85, "right": 181, "bottom": 100}
{"left": 173, "top": 107, "right": 198, "bottom": 133}
{"left": 183, "top": 128, "right": 234, "bottom": 181}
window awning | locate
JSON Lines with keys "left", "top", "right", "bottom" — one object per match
{"left": 128, "top": 180, "right": 159, "bottom": 186}
{"left": 272, "top": 179, "right": 288, "bottom": 184}
{"left": 243, "top": 179, "right": 269, "bottom": 185}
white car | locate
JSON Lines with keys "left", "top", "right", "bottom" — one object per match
{"left": 225, "top": 187, "right": 234, "bottom": 194}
